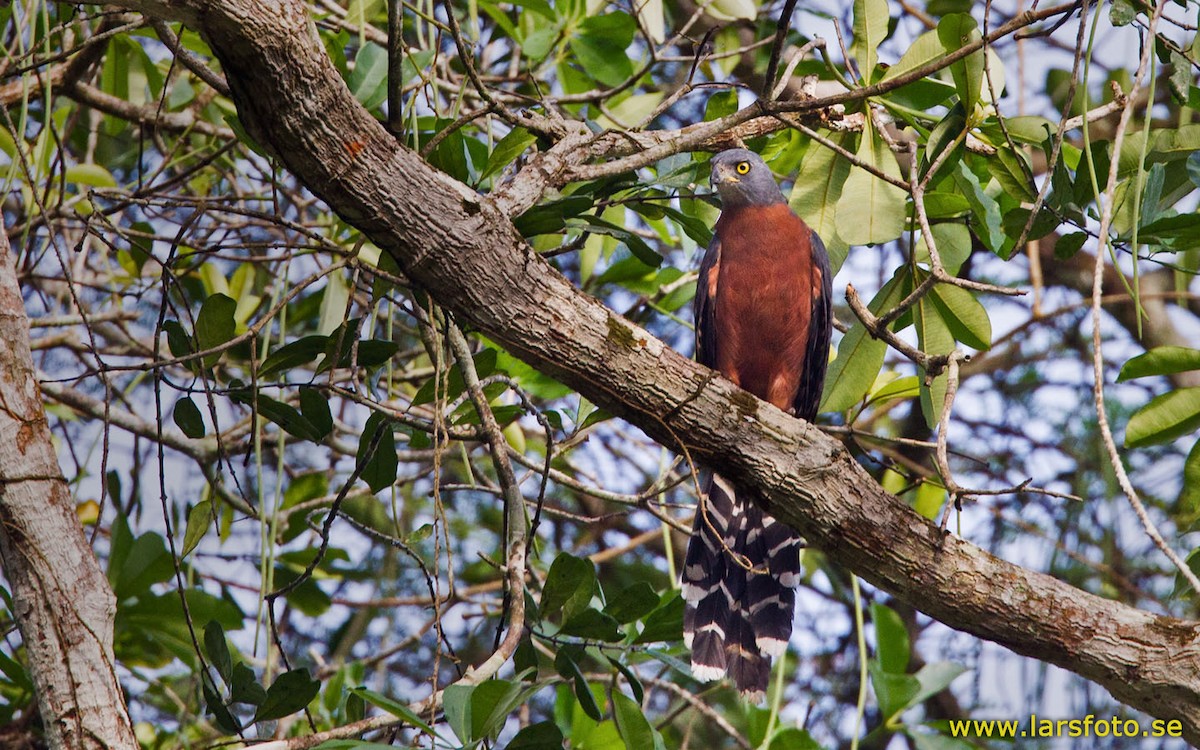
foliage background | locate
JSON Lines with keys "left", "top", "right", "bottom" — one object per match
{"left": 2, "top": 0, "right": 1200, "bottom": 747}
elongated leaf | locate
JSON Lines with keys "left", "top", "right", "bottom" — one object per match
{"left": 789, "top": 132, "right": 852, "bottom": 272}
{"left": 910, "top": 661, "right": 968, "bottom": 707}
{"left": 633, "top": 592, "right": 683, "bottom": 644}
{"left": 195, "top": 293, "right": 237, "bottom": 367}
{"left": 554, "top": 647, "right": 603, "bottom": 721}
{"left": 173, "top": 396, "right": 206, "bottom": 438}
{"left": 182, "top": 500, "right": 212, "bottom": 558}
{"left": 937, "top": 14, "right": 983, "bottom": 111}
{"left": 954, "top": 163, "right": 1006, "bottom": 254}
{"left": 560, "top": 608, "right": 623, "bottom": 641}
{"left": 259, "top": 335, "right": 328, "bottom": 379}
{"left": 821, "top": 269, "right": 909, "bottom": 412}
{"left": 357, "top": 412, "right": 398, "bottom": 492}
{"left": 541, "top": 553, "right": 595, "bottom": 619}
{"left": 299, "top": 386, "right": 333, "bottom": 438}
{"left": 603, "top": 581, "right": 659, "bottom": 624}
{"left": 252, "top": 669, "right": 320, "bottom": 723}
{"left": 1125, "top": 387, "right": 1200, "bottom": 448}
{"left": 506, "top": 721, "right": 565, "bottom": 749}
{"left": 1179, "top": 440, "right": 1200, "bottom": 523}
{"left": 481, "top": 127, "right": 537, "bottom": 183}
{"left": 230, "top": 389, "right": 326, "bottom": 442}
{"left": 915, "top": 294, "right": 955, "bottom": 428}
{"left": 203, "top": 620, "right": 232, "bottom": 684}
{"left": 928, "top": 284, "right": 991, "bottom": 350}
{"left": 612, "top": 690, "right": 656, "bottom": 750}
{"left": 351, "top": 687, "right": 438, "bottom": 736}
{"left": 1119, "top": 346, "right": 1200, "bottom": 382}
{"left": 880, "top": 29, "right": 942, "bottom": 82}
{"left": 852, "top": 0, "right": 890, "bottom": 83}
{"left": 570, "top": 13, "right": 635, "bottom": 87}
{"left": 871, "top": 603, "right": 910, "bottom": 674}
{"left": 835, "top": 123, "right": 907, "bottom": 246}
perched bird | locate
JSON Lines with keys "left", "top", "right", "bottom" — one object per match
{"left": 682, "top": 148, "right": 833, "bottom": 700}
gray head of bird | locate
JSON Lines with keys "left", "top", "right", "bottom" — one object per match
{"left": 709, "top": 149, "right": 786, "bottom": 209}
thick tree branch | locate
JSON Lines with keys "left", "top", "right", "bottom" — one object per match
{"left": 69, "top": 0, "right": 1200, "bottom": 743}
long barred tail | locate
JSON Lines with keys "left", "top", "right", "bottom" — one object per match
{"left": 681, "top": 473, "right": 802, "bottom": 700}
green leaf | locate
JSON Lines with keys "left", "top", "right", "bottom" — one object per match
{"left": 1179, "top": 440, "right": 1200, "bottom": 524}
{"left": 230, "top": 662, "right": 267, "bottom": 705}
{"left": 64, "top": 163, "right": 117, "bottom": 189}
{"left": 357, "top": 412, "right": 398, "bottom": 492}
{"left": 554, "top": 647, "right": 603, "bottom": 721}
{"left": 481, "top": 127, "right": 537, "bottom": 183}
{"left": 252, "top": 669, "right": 321, "bottom": 723}
{"left": 299, "top": 386, "right": 333, "bottom": 438}
{"left": 203, "top": 678, "right": 241, "bottom": 733}
{"left": 937, "top": 14, "right": 984, "bottom": 111}
{"left": 852, "top": 0, "right": 890, "bottom": 84}
{"left": 1110, "top": 0, "right": 1137, "bottom": 24}
{"left": 915, "top": 222, "right": 971, "bottom": 275}
{"left": 870, "top": 664, "right": 919, "bottom": 719}
{"left": 348, "top": 42, "right": 388, "bottom": 110}
{"left": 541, "top": 553, "right": 596, "bottom": 619}
{"left": 1003, "top": 115, "right": 1055, "bottom": 144}
{"left": 632, "top": 592, "right": 683, "bottom": 644}
{"left": 821, "top": 269, "right": 909, "bottom": 412}
{"left": 704, "top": 89, "right": 739, "bottom": 122}
{"left": 229, "top": 388, "right": 326, "bottom": 442}
{"left": 612, "top": 690, "right": 656, "bottom": 750}
{"left": 1119, "top": 346, "right": 1200, "bottom": 381}
{"left": 561, "top": 608, "right": 623, "bottom": 641}
{"left": 789, "top": 131, "right": 852, "bottom": 273}
{"left": 570, "top": 13, "right": 636, "bottom": 87}
{"left": 603, "top": 581, "right": 660, "bottom": 624}
{"left": 1126, "top": 387, "right": 1200, "bottom": 448}
{"left": 203, "top": 620, "right": 233, "bottom": 684}
{"left": 111, "top": 530, "right": 174, "bottom": 599}
{"left": 442, "top": 684, "right": 473, "bottom": 743}
{"left": 260, "top": 335, "right": 328, "bottom": 379}
{"left": 195, "top": 293, "right": 237, "bottom": 367}
{"left": 182, "top": 500, "right": 212, "bottom": 558}
{"left": 173, "top": 396, "right": 206, "bottom": 438}
{"left": 350, "top": 687, "right": 438, "bottom": 736}
{"left": 768, "top": 727, "right": 822, "bottom": 750}
{"left": 1054, "top": 231, "right": 1088, "bottom": 259}
{"left": 880, "top": 29, "right": 943, "bottom": 82}
{"left": 871, "top": 603, "right": 910, "bottom": 674}
{"left": 915, "top": 292, "right": 955, "bottom": 429}
{"left": 953, "top": 163, "right": 1006, "bottom": 254}
{"left": 835, "top": 123, "right": 907, "bottom": 246}
{"left": 605, "top": 655, "right": 644, "bottom": 704}
{"left": 928, "top": 284, "right": 991, "bottom": 350}
{"left": 910, "top": 661, "right": 968, "bottom": 707}
{"left": 505, "top": 720, "right": 566, "bottom": 749}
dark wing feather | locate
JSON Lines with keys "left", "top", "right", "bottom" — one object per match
{"left": 793, "top": 229, "right": 833, "bottom": 422}
{"left": 694, "top": 236, "right": 721, "bottom": 370}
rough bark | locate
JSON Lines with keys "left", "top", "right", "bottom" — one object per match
{"left": 58, "top": 0, "right": 1200, "bottom": 743}
{"left": 0, "top": 222, "right": 137, "bottom": 746}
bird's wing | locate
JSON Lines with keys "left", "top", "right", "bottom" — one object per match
{"left": 793, "top": 228, "right": 833, "bottom": 421}
{"left": 694, "top": 235, "right": 722, "bottom": 370}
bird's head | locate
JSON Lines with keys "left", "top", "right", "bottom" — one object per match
{"left": 709, "top": 149, "right": 786, "bottom": 208}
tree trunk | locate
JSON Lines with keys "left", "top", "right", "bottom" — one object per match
{"left": 35, "top": 0, "right": 1200, "bottom": 744}
{"left": 0, "top": 219, "right": 137, "bottom": 748}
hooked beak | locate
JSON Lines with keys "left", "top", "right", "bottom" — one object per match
{"left": 710, "top": 162, "right": 739, "bottom": 190}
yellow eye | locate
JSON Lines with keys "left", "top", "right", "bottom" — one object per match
{"left": 735, "top": 161, "right": 751, "bottom": 175}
